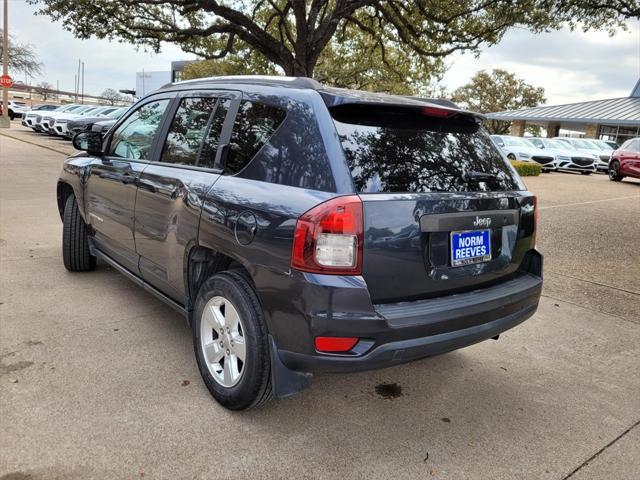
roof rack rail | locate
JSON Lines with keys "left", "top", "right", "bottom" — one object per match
{"left": 174, "top": 75, "right": 323, "bottom": 90}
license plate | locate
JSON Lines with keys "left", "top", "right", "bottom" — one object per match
{"left": 450, "top": 229, "right": 491, "bottom": 267}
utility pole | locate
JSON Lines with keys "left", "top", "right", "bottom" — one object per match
{"left": 1, "top": 0, "right": 9, "bottom": 128}
{"left": 76, "top": 59, "right": 81, "bottom": 102}
{"left": 74, "top": 73, "right": 77, "bottom": 102}
{"left": 81, "top": 61, "right": 84, "bottom": 104}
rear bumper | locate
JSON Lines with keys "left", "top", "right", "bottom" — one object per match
{"left": 277, "top": 251, "right": 543, "bottom": 374}
{"left": 280, "top": 302, "right": 538, "bottom": 373}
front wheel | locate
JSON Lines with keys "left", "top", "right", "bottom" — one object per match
{"left": 193, "top": 271, "right": 272, "bottom": 410}
{"left": 62, "top": 194, "right": 96, "bottom": 272}
{"left": 609, "top": 161, "right": 623, "bottom": 181}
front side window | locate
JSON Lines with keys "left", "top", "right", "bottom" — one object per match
{"left": 160, "top": 97, "right": 217, "bottom": 166}
{"left": 225, "top": 101, "right": 286, "bottom": 175}
{"left": 109, "top": 99, "right": 170, "bottom": 160}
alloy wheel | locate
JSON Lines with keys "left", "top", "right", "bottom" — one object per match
{"left": 609, "top": 163, "right": 619, "bottom": 180}
{"left": 200, "top": 296, "right": 246, "bottom": 387}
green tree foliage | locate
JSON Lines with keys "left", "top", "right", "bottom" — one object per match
{"left": 182, "top": 49, "right": 279, "bottom": 80}
{"left": 0, "top": 30, "right": 43, "bottom": 78}
{"left": 452, "top": 69, "right": 546, "bottom": 134}
{"left": 30, "top": 0, "right": 637, "bottom": 89}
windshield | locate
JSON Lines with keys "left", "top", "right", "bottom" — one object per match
{"left": 572, "top": 139, "right": 599, "bottom": 150}
{"left": 555, "top": 139, "right": 576, "bottom": 150}
{"left": 543, "top": 139, "right": 566, "bottom": 149}
{"left": 592, "top": 140, "right": 613, "bottom": 151}
{"left": 504, "top": 137, "right": 530, "bottom": 147}
{"left": 106, "top": 108, "right": 126, "bottom": 119}
{"left": 332, "top": 106, "right": 523, "bottom": 193}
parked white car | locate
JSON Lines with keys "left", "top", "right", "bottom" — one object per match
{"left": 51, "top": 106, "right": 113, "bottom": 137}
{"left": 586, "top": 139, "right": 615, "bottom": 172}
{"left": 31, "top": 104, "right": 84, "bottom": 132}
{"left": 39, "top": 105, "right": 97, "bottom": 135}
{"left": 526, "top": 137, "right": 595, "bottom": 174}
{"left": 7, "top": 100, "right": 29, "bottom": 119}
{"left": 553, "top": 137, "right": 602, "bottom": 172}
{"left": 21, "top": 104, "right": 60, "bottom": 128}
{"left": 491, "top": 135, "right": 557, "bottom": 171}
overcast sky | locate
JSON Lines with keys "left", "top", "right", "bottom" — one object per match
{"left": 7, "top": 0, "right": 640, "bottom": 105}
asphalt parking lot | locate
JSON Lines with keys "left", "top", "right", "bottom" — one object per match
{"left": 1, "top": 126, "right": 639, "bottom": 480}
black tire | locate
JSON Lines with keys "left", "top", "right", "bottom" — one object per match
{"left": 507, "top": 153, "right": 516, "bottom": 161}
{"left": 581, "top": 171, "right": 591, "bottom": 175}
{"left": 193, "top": 271, "right": 272, "bottom": 410}
{"left": 609, "top": 161, "right": 623, "bottom": 182}
{"left": 9, "top": 110, "right": 15, "bottom": 121}
{"left": 62, "top": 194, "right": 96, "bottom": 272}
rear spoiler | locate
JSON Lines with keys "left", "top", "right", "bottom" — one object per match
{"left": 318, "top": 88, "right": 485, "bottom": 122}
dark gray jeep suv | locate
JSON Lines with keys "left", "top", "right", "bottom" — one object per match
{"left": 58, "top": 76, "right": 542, "bottom": 410}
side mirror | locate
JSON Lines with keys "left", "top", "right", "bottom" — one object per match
{"left": 72, "top": 131, "right": 103, "bottom": 155}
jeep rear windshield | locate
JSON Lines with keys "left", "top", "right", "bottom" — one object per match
{"left": 331, "top": 104, "right": 524, "bottom": 193}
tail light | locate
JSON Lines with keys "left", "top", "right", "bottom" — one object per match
{"left": 292, "top": 195, "right": 363, "bottom": 275}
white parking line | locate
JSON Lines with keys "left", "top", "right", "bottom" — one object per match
{"left": 539, "top": 195, "right": 640, "bottom": 210}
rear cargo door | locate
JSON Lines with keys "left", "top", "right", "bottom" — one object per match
{"left": 330, "top": 103, "right": 536, "bottom": 304}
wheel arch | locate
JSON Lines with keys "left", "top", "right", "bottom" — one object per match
{"left": 185, "top": 245, "right": 258, "bottom": 321}
{"left": 56, "top": 181, "right": 76, "bottom": 221}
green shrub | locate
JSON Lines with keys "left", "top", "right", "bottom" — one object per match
{"left": 510, "top": 160, "right": 541, "bottom": 176}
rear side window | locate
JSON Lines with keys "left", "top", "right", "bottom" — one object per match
{"left": 225, "top": 101, "right": 286, "bottom": 175}
{"left": 332, "top": 105, "right": 523, "bottom": 193}
{"left": 161, "top": 97, "right": 217, "bottom": 166}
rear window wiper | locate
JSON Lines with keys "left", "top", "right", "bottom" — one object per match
{"left": 462, "top": 171, "right": 497, "bottom": 183}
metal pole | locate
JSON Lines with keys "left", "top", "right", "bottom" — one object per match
{"left": 76, "top": 59, "right": 80, "bottom": 102}
{"left": 81, "top": 61, "right": 84, "bottom": 104}
{"left": 2, "top": 0, "right": 9, "bottom": 128}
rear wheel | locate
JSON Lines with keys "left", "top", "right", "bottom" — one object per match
{"left": 580, "top": 171, "right": 591, "bottom": 175}
{"left": 193, "top": 271, "right": 272, "bottom": 410}
{"left": 507, "top": 153, "right": 516, "bottom": 161}
{"left": 609, "top": 161, "right": 622, "bottom": 181}
{"left": 62, "top": 194, "right": 96, "bottom": 272}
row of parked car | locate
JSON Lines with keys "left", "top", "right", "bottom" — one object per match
{"left": 20, "top": 103, "right": 129, "bottom": 139}
{"left": 490, "top": 134, "right": 617, "bottom": 174}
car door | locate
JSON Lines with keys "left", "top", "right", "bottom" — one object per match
{"left": 85, "top": 95, "right": 173, "bottom": 274}
{"left": 133, "top": 90, "right": 241, "bottom": 303}
{"left": 621, "top": 139, "right": 640, "bottom": 176}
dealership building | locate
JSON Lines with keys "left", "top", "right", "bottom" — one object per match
{"left": 487, "top": 78, "right": 640, "bottom": 146}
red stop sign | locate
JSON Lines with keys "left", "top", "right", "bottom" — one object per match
{"left": 0, "top": 75, "right": 13, "bottom": 88}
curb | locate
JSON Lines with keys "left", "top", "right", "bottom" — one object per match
{"left": 0, "top": 131, "right": 71, "bottom": 156}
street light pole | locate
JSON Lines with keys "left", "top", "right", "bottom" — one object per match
{"left": 1, "top": 0, "right": 9, "bottom": 128}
